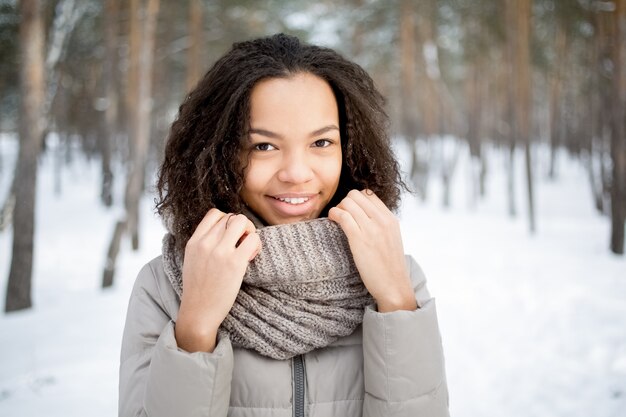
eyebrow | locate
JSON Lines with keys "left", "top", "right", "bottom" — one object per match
{"left": 248, "top": 125, "right": 339, "bottom": 139}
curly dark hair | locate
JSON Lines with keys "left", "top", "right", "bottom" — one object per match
{"left": 156, "top": 33, "right": 406, "bottom": 250}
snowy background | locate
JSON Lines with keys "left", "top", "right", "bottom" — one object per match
{"left": 0, "top": 134, "right": 625, "bottom": 417}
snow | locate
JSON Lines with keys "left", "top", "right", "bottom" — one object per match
{"left": 1, "top": 134, "right": 625, "bottom": 417}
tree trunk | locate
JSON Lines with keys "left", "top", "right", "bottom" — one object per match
{"left": 349, "top": 0, "right": 365, "bottom": 59}
{"left": 505, "top": 0, "right": 517, "bottom": 218}
{"left": 186, "top": 0, "right": 203, "bottom": 92}
{"left": 100, "top": 0, "right": 119, "bottom": 207}
{"left": 103, "top": 0, "right": 160, "bottom": 287}
{"left": 399, "top": 0, "right": 426, "bottom": 198}
{"left": 587, "top": 144, "right": 605, "bottom": 214}
{"left": 125, "top": 0, "right": 159, "bottom": 250}
{"left": 548, "top": 19, "right": 567, "bottom": 180}
{"left": 102, "top": 220, "right": 126, "bottom": 288}
{"left": 609, "top": 0, "right": 625, "bottom": 254}
{"left": 440, "top": 138, "right": 461, "bottom": 208}
{"left": 5, "top": 0, "right": 45, "bottom": 312}
{"left": 125, "top": 0, "right": 140, "bottom": 161}
{"left": 416, "top": 0, "right": 439, "bottom": 140}
{"left": 588, "top": 24, "right": 606, "bottom": 215}
{"left": 400, "top": 0, "right": 418, "bottom": 141}
{"left": 466, "top": 55, "right": 484, "bottom": 208}
{"left": 515, "top": 0, "right": 535, "bottom": 233}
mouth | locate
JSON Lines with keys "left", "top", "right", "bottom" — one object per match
{"left": 266, "top": 193, "right": 320, "bottom": 219}
{"left": 273, "top": 196, "right": 311, "bottom": 205}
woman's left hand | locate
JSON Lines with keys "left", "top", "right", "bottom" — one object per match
{"left": 329, "top": 189, "right": 417, "bottom": 312}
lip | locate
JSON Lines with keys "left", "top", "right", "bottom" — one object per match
{"left": 266, "top": 193, "right": 320, "bottom": 218}
{"left": 270, "top": 192, "right": 318, "bottom": 199}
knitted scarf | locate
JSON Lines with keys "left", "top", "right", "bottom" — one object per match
{"left": 161, "top": 214, "right": 373, "bottom": 360}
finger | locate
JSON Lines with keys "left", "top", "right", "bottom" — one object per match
{"left": 344, "top": 189, "right": 383, "bottom": 220}
{"left": 337, "top": 194, "right": 370, "bottom": 229}
{"left": 203, "top": 211, "right": 233, "bottom": 242}
{"left": 191, "top": 208, "right": 227, "bottom": 239}
{"left": 235, "top": 231, "right": 262, "bottom": 261}
{"left": 328, "top": 206, "right": 360, "bottom": 240}
{"left": 361, "top": 189, "right": 400, "bottom": 228}
{"left": 361, "top": 189, "right": 390, "bottom": 213}
{"left": 221, "top": 214, "right": 257, "bottom": 248}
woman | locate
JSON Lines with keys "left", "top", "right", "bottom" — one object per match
{"left": 119, "top": 33, "right": 449, "bottom": 417}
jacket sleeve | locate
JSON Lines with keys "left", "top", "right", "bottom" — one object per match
{"left": 362, "top": 255, "right": 449, "bottom": 417}
{"left": 119, "top": 260, "right": 234, "bottom": 417}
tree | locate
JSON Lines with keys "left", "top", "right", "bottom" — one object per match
{"left": 506, "top": 0, "right": 536, "bottom": 232}
{"left": 504, "top": 0, "right": 518, "bottom": 218}
{"left": 99, "top": 0, "right": 120, "bottom": 207}
{"left": 0, "top": 3, "right": 19, "bottom": 132}
{"left": 607, "top": 0, "right": 626, "bottom": 254}
{"left": 186, "top": 0, "right": 204, "bottom": 92}
{"left": 399, "top": 0, "right": 427, "bottom": 198}
{"left": 103, "top": 0, "right": 160, "bottom": 287}
{"left": 5, "top": 0, "right": 45, "bottom": 312}
{"left": 463, "top": 9, "right": 486, "bottom": 207}
{"left": 516, "top": 0, "right": 535, "bottom": 233}
{"left": 548, "top": 13, "right": 567, "bottom": 179}
{"left": 2, "top": 0, "right": 87, "bottom": 229}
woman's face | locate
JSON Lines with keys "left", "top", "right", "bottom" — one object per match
{"left": 240, "top": 72, "right": 342, "bottom": 225}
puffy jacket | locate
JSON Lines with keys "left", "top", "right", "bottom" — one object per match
{"left": 119, "top": 254, "right": 449, "bottom": 417}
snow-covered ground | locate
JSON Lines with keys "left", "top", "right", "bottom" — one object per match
{"left": 0, "top": 135, "right": 624, "bottom": 417}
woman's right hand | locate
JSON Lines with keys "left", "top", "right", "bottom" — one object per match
{"left": 174, "top": 208, "right": 261, "bottom": 353}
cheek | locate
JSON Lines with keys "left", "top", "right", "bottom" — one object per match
{"left": 326, "top": 155, "right": 343, "bottom": 190}
{"left": 242, "top": 160, "right": 269, "bottom": 195}
{"left": 240, "top": 164, "right": 256, "bottom": 199}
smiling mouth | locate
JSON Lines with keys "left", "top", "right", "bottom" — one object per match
{"left": 265, "top": 194, "right": 320, "bottom": 220}
{"left": 273, "top": 196, "right": 311, "bottom": 205}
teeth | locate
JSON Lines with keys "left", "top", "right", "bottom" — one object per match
{"left": 277, "top": 197, "right": 309, "bottom": 204}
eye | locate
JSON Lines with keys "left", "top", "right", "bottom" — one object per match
{"left": 253, "top": 143, "right": 276, "bottom": 151}
{"left": 312, "top": 139, "right": 332, "bottom": 148}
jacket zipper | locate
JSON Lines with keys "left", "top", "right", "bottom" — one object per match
{"left": 292, "top": 354, "right": 306, "bottom": 417}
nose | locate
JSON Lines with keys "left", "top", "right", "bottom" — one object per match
{"left": 277, "top": 150, "right": 314, "bottom": 184}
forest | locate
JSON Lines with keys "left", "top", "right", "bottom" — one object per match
{"left": 1, "top": 0, "right": 625, "bottom": 313}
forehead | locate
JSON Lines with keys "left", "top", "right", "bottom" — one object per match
{"left": 249, "top": 72, "right": 339, "bottom": 133}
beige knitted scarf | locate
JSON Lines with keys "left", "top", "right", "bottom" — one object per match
{"left": 161, "top": 214, "right": 373, "bottom": 360}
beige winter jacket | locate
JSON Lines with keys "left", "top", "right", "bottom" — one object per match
{"left": 119, "top": 254, "right": 449, "bottom": 417}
